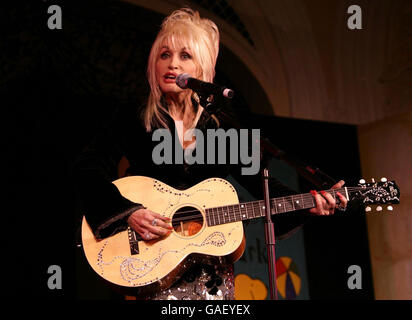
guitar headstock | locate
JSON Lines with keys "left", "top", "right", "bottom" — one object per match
{"left": 352, "top": 177, "right": 400, "bottom": 213}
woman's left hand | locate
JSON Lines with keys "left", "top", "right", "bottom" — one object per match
{"left": 308, "top": 180, "right": 348, "bottom": 216}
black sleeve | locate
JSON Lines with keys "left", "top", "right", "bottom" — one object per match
{"left": 72, "top": 106, "right": 144, "bottom": 239}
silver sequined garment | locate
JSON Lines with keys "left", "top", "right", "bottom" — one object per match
{"left": 148, "top": 263, "right": 234, "bottom": 300}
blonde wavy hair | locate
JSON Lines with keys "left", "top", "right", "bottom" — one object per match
{"left": 143, "top": 8, "right": 220, "bottom": 131}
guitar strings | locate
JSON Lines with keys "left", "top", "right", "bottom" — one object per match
{"left": 168, "top": 186, "right": 372, "bottom": 224}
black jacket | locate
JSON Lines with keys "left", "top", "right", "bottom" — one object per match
{"left": 73, "top": 102, "right": 310, "bottom": 240}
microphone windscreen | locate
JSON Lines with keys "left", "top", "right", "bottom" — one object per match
{"left": 176, "top": 73, "right": 191, "bottom": 89}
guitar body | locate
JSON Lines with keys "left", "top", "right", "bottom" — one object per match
{"left": 81, "top": 176, "right": 246, "bottom": 295}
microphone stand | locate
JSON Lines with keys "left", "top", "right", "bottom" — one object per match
{"left": 197, "top": 93, "right": 337, "bottom": 300}
{"left": 261, "top": 152, "right": 278, "bottom": 300}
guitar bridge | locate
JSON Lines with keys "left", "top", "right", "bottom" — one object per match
{"left": 128, "top": 227, "right": 140, "bottom": 255}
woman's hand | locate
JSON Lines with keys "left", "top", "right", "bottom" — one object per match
{"left": 308, "top": 180, "right": 348, "bottom": 216}
{"left": 127, "top": 208, "right": 173, "bottom": 241}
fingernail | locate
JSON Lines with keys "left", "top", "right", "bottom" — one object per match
{"left": 310, "top": 190, "right": 317, "bottom": 196}
{"left": 320, "top": 190, "right": 326, "bottom": 196}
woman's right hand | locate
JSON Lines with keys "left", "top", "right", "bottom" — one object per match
{"left": 127, "top": 208, "right": 173, "bottom": 241}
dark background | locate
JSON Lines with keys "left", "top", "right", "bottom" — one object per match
{"left": 1, "top": 0, "right": 373, "bottom": 300}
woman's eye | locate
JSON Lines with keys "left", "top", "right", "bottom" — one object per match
{"left": 160, "top": 52, "right": 170, "bottom": 59}
{"left": 181, "top": 52, "right": 192, "bottom": 60}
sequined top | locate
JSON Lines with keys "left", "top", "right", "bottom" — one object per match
{"left": 149, "top": 263, "right": 234, "bottom": 300}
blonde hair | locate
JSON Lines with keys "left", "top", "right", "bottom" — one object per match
{"left": 143, "top": 8, "right": 220, "bottom": 131}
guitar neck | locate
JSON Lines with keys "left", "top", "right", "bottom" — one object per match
{"left": 205, "top": 187, "right": 349, "bottom": 227}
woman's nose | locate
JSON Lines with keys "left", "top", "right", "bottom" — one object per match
{"left": 168, "top": 55, "right": 179, "bottom": 69}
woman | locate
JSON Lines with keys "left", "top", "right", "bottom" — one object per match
{"left": 74, "top": 8, "right": 347, "bottom": 300}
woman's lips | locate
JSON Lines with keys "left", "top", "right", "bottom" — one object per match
{"left": 163, "top": 77, "right": 177, "bottom": 84}
{"left": 163, "top": 72, "right": 177, "bottom": 83}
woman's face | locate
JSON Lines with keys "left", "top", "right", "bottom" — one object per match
{"left": 155, "top": 42, "right": 199, "bottom": 97}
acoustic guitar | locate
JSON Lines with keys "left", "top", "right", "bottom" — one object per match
{"left": 81, "top": 176, "right": 400, "bottom": 295}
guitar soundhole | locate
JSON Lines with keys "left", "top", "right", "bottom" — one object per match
{"left": 172, "top": 206, "right": 204, "bottom": 237}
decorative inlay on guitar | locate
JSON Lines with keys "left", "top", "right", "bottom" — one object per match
{"left": 81, "top": 176, "right": 400, "bottom": 295}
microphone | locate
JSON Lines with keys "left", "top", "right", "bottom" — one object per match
{"left": 176, "top": 73, "right": 234, "bottom": 99}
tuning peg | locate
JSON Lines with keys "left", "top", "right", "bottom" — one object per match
{"left": 371, "top": 178, "right": 376, "bottom": 183}
{"left": 387, "top": 205, "right": 393, "bottom": 212}
{"left": 359, "top": 179, "right": 366, "bottom": 184}
{"left": 376, "top": 206, "right": 383, "bottom": 212}
{"left": 381, "top": 177, "right": 387, "bottom": 182}
{"left": 365, "top": 206, "right": 372, "bottom": 213}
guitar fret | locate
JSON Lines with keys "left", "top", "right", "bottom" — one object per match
{"left": 212, "top": 207, "right": 217, "bottom": 226}
{"left": 225, "top": 205, "right": 231, "bottom": 223}
{"left": 230, "top": 205, "right": 235, "bottom": 222}
{"left": 259, "top": 201, "right": 265, "bottom": 217}
{"left": 228, "top": 205, "right": 233, "bottom": 222}
{"left": 223, "top": 206, "right": 228, "bottom": 224}
{"left": 248, "top": 202, "right": 254, "bottom": 218}
{"left": 246, "top": 203, "right": 253, "bottom": 220}
{"left": 237, "top": 204, "right": 242, "bottom": 221}
{"left": 250, "top": 202, "right": 256, "bottom": 219}
{"left": 300, "top": 194, "right": 305, "bottom": 210}
{"left": 261, "top": 201, "right": 267, "bottom": 217}
{"left": 232, "top": 205, "right": 238, "bottom": 222}
{"left": 287, "top": 197, "right": 294, "bottom": 212}
{"left": 236, "top": 204, "right": 242, "bottom": 222}
{"left": 271, "top": 199, "right": 277, "bottom": 215}
{"left": 205, "top": 209, "right": 209, "bottom": 226}
{"left": 251, "top": 202, "right": 257, "bottom": 218}
{"left": 291, "top": 195, "right": 303, "bottom": 211}
{"left": 305, "top": 193, "right": 315, "bottom": 209}
{"left": 277, "top": 199, "right": 283, "bottom": 213}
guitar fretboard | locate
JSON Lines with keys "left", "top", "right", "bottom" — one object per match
{"left": 205, "top": 187, "right": 348, "bottom": 227}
